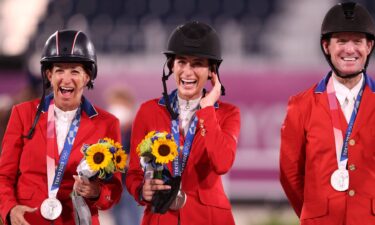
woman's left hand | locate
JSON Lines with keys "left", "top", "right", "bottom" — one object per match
{"left": 73, "top": 175, "right": 101, "bottom": 199}
{"left": 200, "top": 71, "right": 221, "bottom": 108}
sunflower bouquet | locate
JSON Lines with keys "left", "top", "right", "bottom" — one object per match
{"left": 77, "top": 138, "right": 127, "bottom": 180}
{"left": 137, "top": 131, "right": 184, "bottom": 214}
{"left": 137, "top": 131, "right": 178, "bottom": 179}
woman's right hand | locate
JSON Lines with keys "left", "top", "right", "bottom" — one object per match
{"left": 10, "top": 205, "right": 37, "bottom": 225}
{"left": 142, "top": 179, "right": 171, "bottom": 202}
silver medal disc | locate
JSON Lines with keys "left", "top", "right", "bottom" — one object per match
{"left": 40, "top": 198, "right": 62, "bottom": 220}
{"left": 169, "top": 189, "right": 187, "bottom": 210}
{"left": 330, "top": 169, "right": 349, "bottom": 191}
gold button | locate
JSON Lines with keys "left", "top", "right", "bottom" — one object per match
{"left": 349, "top": 164, "right": 356, "bottom": 171}
{"left": 348, "top": 189, "right": 355, "bottom": 196}
{"left": 349, "top": 139, "right": 356, "bottom": 146}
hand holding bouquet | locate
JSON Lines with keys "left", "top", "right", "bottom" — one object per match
{"left": 72, "top": 138, "right": 127, "bottom": 225}
{"left": 137, "top": 131, "right": 181, "bottom": 214}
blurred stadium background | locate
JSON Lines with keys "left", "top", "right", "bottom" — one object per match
{"left": 1, "top": 0, "right": 375, "bottom": 224}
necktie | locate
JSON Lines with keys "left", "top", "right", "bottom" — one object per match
{"left": 343, "top": 92, "right": 355, "bottom": 122}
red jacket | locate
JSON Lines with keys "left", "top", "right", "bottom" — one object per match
{"left": 0, "top": 95, "right": 122, "bottom": 225}
{"left": 126, "top": 92, "right": 241, "bottom": 225}
{"left": 280, "top": 73, "right": 375, "bottom": 225}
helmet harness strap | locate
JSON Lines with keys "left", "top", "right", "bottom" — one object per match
{"left": 162, "top": 59, "right": 179, "bottom": 120}
{"left": 23, "top": 68, "right": 47, "bottom": 139}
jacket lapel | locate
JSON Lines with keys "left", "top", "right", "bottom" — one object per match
{"left": 316, "top": 91, "right": 331, "bottom": 117}
{"left": 72, "top": 111, "right": 97, "bottom": 149}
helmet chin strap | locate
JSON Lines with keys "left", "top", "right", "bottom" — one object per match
{"left": 23, "top": 69, "right": 47, "bottom": 139}
{"left": 331, "top": 66, "right": 364, "bottom": 79}
{"left": 162, "top": 59, "right": 179, "bottom": 120}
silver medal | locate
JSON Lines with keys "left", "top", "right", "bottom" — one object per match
{"left": 40, "top": 198, "right": 62, "bottom": 220}
{"left": 169, "top": 189, "right": 187, "bottom": 210}
{"left": 330, "top": 169, "right": 349, "bottom": 191}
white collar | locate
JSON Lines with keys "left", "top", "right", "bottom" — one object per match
{"left": 177, "top": 95, "right": 201, "bottom": 112}
{"left": 54, "top": 105, "right": 78, "bottom": 122}
{"left": 332, "top": 74, "right": 363, "bottom": 106}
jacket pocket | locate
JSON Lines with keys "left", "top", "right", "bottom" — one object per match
{"left": 197, "top": 189, "right": 231, "bottom": 209}
{"left": 300, "top": 198, "right": 328, "bottom": 220}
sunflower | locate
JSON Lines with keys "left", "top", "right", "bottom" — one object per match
{"left": 113, "top": 150, "right": 127, "bottom": 171}
{"left": 103, "top": 137, "right": 123, "bottom": 151}
{"left": 86, "top": 143, "right": 113, "bottom": 171}
{"left": 151, "top": 138, "right": 178, "bottom": 164}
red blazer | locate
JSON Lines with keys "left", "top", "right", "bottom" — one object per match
{"left": 0, "top": 95, "right": 122, "bottom": 225}
{"left": 280, "top": 73, "right": 375, "bottom": 225}
{"left": 126, "top": 92, "right": 241, "bottom": 225}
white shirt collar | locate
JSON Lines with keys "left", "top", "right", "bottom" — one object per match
{"left": 332, "top": 74, "right": 363, "bottom": 106}
{"left": 177, "top": 95, "right": 201, "bottom": 112}
{"left": 54, "top": 105, "right": 78, "bottom": 122}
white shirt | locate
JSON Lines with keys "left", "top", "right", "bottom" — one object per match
{"left": 332, "top": 74, "right": 363, "bottom": 122}
{"left": 54, "top": 106, "right": 78, "bottom": 154}
{"left": 178, "top": 96, "right": 201, "bottom": 135}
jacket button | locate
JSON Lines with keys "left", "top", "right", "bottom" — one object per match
{"left": 348, "top": 189, "right": 355, "bottom": 197}
{"left": 349, "top": 139, "right": 356, "bottom": 146}
{"left": 349, "top": 164, "right": 356, "bottom": 171}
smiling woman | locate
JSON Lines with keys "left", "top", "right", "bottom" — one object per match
{"left": 0, "top": 30, "right": 123, "bottom": 225}
{"left": 126, "top": 21, "right": 241, "bottom": 225}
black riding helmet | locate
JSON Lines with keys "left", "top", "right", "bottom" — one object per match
{"left": 320, "top": 2, "right": 375, "bottom": 78}
{"left": 41, "top": 30, "right": 97, "bottom": 89}
{"left": 24, "top": 30, "right": 97, "bottom": 139}
{"left": 164, "top": 21, "right": 222, "bottom": 63}
{"left": 162, "top": 21, "right": 224, "bottom": 119}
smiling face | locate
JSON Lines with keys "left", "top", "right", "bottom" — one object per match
{"left": 46, "top": 63, "right": 90, "bottom": 111}
{"left": 172, "top": 55, "right": 211, "bottom": 100}
{"left": 323, "top": 32, "right": 374, "bottom": 77}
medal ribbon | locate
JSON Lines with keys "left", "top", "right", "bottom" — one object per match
{"left": 170, "top": 91, "right": 198, "bottom": 177}
{"left": 46, "top": 100, "right": 81, "bottom": 198}
{"left": 327, "top": 75, "right": 365, "bottom": 170}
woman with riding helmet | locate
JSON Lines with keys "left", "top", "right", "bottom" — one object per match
{"left": 0, "top": 30, "right": 122, "bottom": 225}
{"left": 126, "top": 21, "right": 241, "bottom": 225}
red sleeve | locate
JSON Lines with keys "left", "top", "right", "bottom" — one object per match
{"left": 0, "top": 106, "right": 24, "bottom": 224}
{"left": 195, "top": 104, "right": 241, "bottom": 175}
{"left": 125, "top": 103, "right": 149, "bottom": 205}
{"left": 87, "top": 117, "right": 123, "bottom": 210}
{"left": 279, "top": 96, "right": 306, "bottom": 217}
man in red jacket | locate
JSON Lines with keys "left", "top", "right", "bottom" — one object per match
{"left": 280, "top": 2, "right": 375, "bottom": 225}
{"left": 0, "top": 30, "right": 122, "bottom": 225}
{"left": 126, "top": 21, "right": 241, "bottom": 225}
